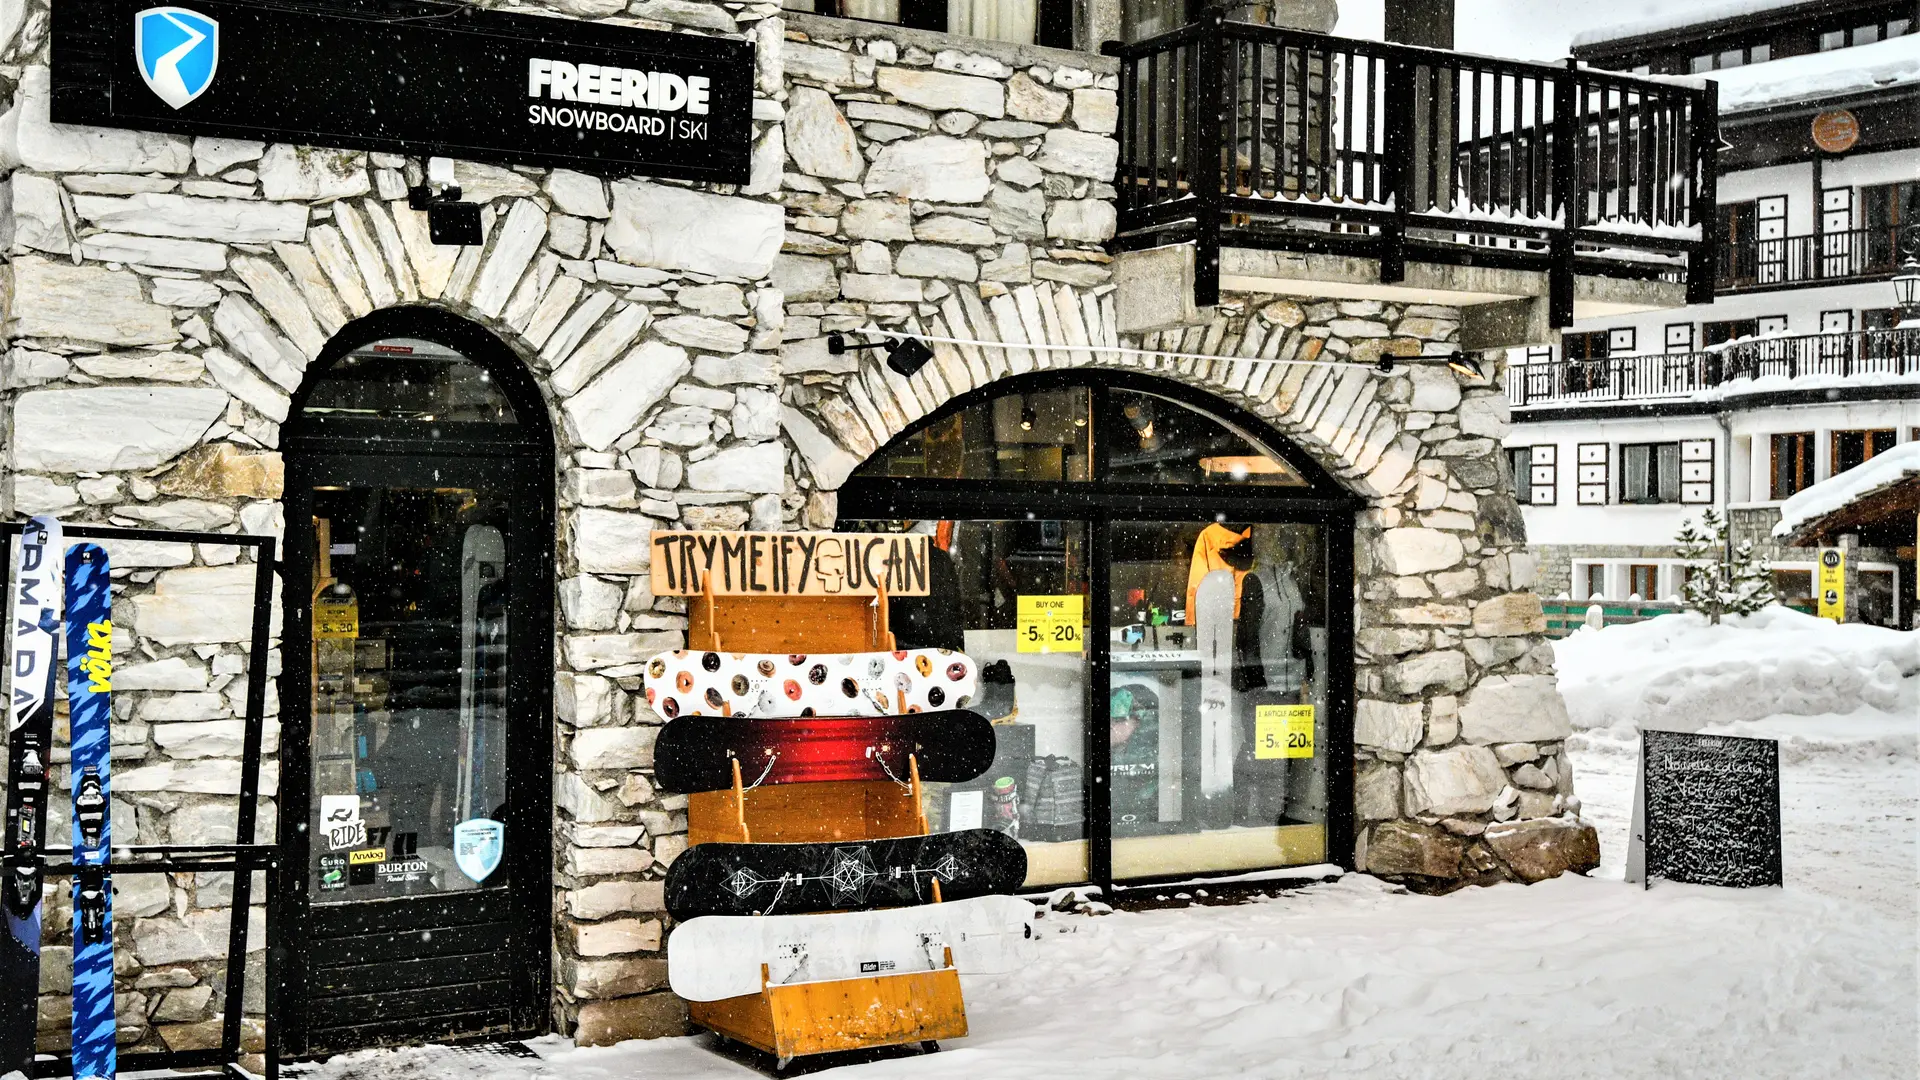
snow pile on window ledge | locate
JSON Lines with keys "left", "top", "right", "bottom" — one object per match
{"left": 1554, "top": 606, "right": 1918, "bottom": 747}
{"left": 1773, "top": 440, "right": 1920, "bottom": 540}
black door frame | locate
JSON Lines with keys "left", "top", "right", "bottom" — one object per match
{"left": 837, "top": 370, "right": 1364, "bottom": 894}
{"left": 278, "top": 308, "right": 555, "bottom": 1055}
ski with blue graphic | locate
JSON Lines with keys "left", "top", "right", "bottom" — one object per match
{"left": 3, "top": 515, "right": 64, "bottom": 1075}
{"left": 66, "top": 544, "right": 114, "bottom": 1080}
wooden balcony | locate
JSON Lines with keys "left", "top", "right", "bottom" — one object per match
{"left": 1107, "top": 19, "right": 1718, "bottom": 326}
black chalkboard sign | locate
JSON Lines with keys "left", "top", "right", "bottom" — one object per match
{"left": 1631, "top": 729, "right": 1782, "bottom": 889}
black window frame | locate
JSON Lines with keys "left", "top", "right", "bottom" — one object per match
{"left": 1619, "top": 441, "right": 1683, "bottom": 504}
{"left": 838, "top": 370, "right": 1363, "bottom": 892}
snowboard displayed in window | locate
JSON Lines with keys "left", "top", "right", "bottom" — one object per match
{"left": 652, "top": 710, "right": 998, "bottom": 793}
{"left": 643, "top": 648, "right": 979, "bottom": 719}
{"left": 664, "top": 829, "right": 1027, "bottom": 919}
{"left": 65, "top": 544, "right": 115, "bottom": 1080}
{"left": 2, "top": 516, "right": 62, "bottom": 1076}
{"left": 667, "top": 893, "right": 1035, "bottom": 1002}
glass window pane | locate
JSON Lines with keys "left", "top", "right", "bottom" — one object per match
{"left": 1690, "top": 54, "right": 1713, "bottom": 73}
{"left": 1751, "top": 43, "right": 1771, "bottom": 62}
{"left": 302, "top": 336, "right": 517, "bottom": 423}
{"left": 1107, "top": 522, "right": 1328, "bottom": 879}
{"left": 1657, "top": 443, "right": 1682, "bottom": 500}
{"left": 1854, "top": 24, "right": 1880, "bottom": 45}
{"left": 310, "top": 486, "right": 513, "bottom": 902}
{"left": 1104, "top": 390, "right": 1308, "bottom": 487}
{"left": 859, "top": 388, "right": 1091, "bottom": 481}
{"left": 1820, "top": 29, "right": 1846, "bottom": 50}
{"left": 1717, "top": 49, "right": 1743, "bottom": 69}
{"left": 855, "top": 519, "right": 1093, "bottom": 887}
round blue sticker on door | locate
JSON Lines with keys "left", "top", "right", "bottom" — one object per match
{"left": 453, "top": 818, "right": 505, "bottom": 884}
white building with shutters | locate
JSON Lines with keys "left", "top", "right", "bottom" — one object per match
{"left": 1503, "top": 0, "right": 1920, "bottom": 628}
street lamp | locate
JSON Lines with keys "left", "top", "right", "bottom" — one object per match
{"left": 1896, "top": 225, "right": 1920, "bottom": 327}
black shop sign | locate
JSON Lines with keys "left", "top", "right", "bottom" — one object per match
{"left": 51, "top": 0, "right": 752, "bottom": 182}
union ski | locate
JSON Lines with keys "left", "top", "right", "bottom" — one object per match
{"left": 2, "top": 516, "right": 64, "bottom": 1074}
{"left": 67, "top": 543, "right": 115, "bottom": 1080}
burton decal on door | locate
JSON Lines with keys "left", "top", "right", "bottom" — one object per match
{"left": 2, "top": 515, "right": 63, "bottom": 1075}
{"left": 66, "top": 544, "right": 115, "bottom": 1080}
{"left": 643, "top": 648, "right": 979, "bottom": 719}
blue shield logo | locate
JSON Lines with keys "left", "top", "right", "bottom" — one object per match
{"left": 453, "top": 818, "right": 505, "bottom": 884}
{"left": 134, "top": 7, "right": 219, "bottom": 109}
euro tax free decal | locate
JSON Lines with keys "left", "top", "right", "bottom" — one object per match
{"left": 54, "top": 0, "right": 753, "bottom": 181}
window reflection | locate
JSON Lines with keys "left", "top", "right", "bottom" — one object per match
{"left": 303, "top": 336, "right": 517, "bottom": 424}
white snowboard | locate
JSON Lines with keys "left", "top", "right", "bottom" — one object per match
{"left": 1194, "top": 570, "right": 1237, "bottom": 798}
{"left": 667, "top": 894, "right": 1035, "bottom": 1002}
{"left": 643, "top": 648, "right": 979, "bottom": 720}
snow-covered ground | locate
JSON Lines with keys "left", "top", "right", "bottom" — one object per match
{"left": 293, "top": 608, "right": 1918, "bottom": 1080}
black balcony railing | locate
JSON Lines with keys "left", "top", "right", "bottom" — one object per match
{"left": 1107, "top": 19, "right": 1718, "bottom": 321}
{"left": 1510, "top": 328, "right": 1920, "bottom": 405}
{"left": 1717, "top": 226, "right": 1910, "bottom": 291}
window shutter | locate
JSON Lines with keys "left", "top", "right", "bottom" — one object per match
{"left": 1577, "top": 443, "right": 1609, "bottom": 505}
{"left": 1680, "top": 438, "right": 1715, "bottom": 504}
{"left": 1529, "top": 445, "right": 1557, "bottom": 505}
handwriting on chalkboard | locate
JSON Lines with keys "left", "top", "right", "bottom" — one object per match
{"left": 1633, "top": 729, "right": 1782, "bottom": 889}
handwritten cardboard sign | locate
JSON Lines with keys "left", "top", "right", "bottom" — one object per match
{"left": 649, "top": 530, "right": 931, "bottom": 597}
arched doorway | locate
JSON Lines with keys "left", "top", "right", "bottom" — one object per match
{"left": 839, "top": 372, "right": 1362, "bottom": 891}
{"left": 279, "top": 309, "right": 555, "bottom": 1054}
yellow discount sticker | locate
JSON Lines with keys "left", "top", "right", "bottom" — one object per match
{"left": 1017, "top": 594, "right": 1084, "bottom": 654}
{"left": 1255, "top": 705, "right": 1315, "bottom": 760}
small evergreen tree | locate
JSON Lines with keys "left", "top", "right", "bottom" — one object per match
{"left": 1675, "top": 509, "right": 1776, "bottom": 624}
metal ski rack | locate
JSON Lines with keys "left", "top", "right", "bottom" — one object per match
{"left": 2, "top": 522, "right": 282, "bottom": 1080}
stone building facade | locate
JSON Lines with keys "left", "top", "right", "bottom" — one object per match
{"left": 0, "top": 0, "right": 1594, "bottom": 1056}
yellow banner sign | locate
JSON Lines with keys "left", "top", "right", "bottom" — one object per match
{"left": 348, "top": 847, "right": 387, "bottom": 865}
{"left": 1255, "top": 704, "right": 1315, "bottom": 760}
{"left": 1017, "top": 594, "right": 1084, "bottom": 654}
{"left": 1816, "top": 547, "right": 1845, "bottom": 622}
{"left": 649, "top": 531, "right": 931, "bottom": 597}
{"left": 314, "top": 595, "right": 359, "bottom": 640}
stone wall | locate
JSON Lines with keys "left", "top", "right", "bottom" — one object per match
{"left": 0, "top": 0, "right": 1593, "bottom": 1054}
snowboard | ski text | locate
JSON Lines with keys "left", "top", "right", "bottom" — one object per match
{"left": 80, "top": 622, "right": 111, "bottom": 693}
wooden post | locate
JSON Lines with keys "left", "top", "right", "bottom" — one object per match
{"left": 731, "top": 757, "right": 751, "bottom": 844}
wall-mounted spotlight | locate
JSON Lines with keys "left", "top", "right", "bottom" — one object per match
{"left": 1445, "top": 352, "right": 1486, "bottom": 380}
{"left": 408, "top": 158, "right": 480, "bottom": 246}
{"left": 826, "top": 332, "right": 934, "bottom": 378}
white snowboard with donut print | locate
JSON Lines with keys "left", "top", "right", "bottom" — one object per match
{"left": 643, "top": 649, "right": 979, "bottom": 719}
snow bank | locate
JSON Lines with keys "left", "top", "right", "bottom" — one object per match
{"left": 1555, "top": 606, "right": 1918, "bottom": 749}
{"left": 1774, "top": 439, "right": 1920, "bottom": 540}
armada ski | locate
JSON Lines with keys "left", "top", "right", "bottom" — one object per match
{"left": 2, "top": 515, "right": 64, "bottom": 1075}
{"left": 66, "top": 544, "right": 115, "bottom": 1080}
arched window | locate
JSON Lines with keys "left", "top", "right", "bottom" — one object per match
{"left": 299, "top": 335, "right": 517, "bottom": 424}
{"left": 839, "top": 372, "right": 1358, "bottom": 892}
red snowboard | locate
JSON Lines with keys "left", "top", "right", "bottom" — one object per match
{"left": 652, "top": 711, "right": 996, "bottom": 794}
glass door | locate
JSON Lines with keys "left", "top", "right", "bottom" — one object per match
{"left": 280, "top": 321, "right": 552, "bottom": 1054}
{"left": 1105, "top": 521, "right": 1331, "bottom": 879}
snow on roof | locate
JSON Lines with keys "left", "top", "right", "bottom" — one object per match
{"left": 1710, "top": 33, "right": 1920, "bottom": 113}
{"left": 1773, "top": 439, "right": 1920, "bottom": 540}
{"left": 1571, "top": 0, "right": 1821, "bottom": 50}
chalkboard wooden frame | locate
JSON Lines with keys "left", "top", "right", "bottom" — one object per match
{"left": 1630, "top": 729, "right": 1783, "bottom": 890}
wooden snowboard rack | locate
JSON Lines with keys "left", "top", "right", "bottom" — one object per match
{"left": 682, "top": 577, "right": 967, "bottom": 1066}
